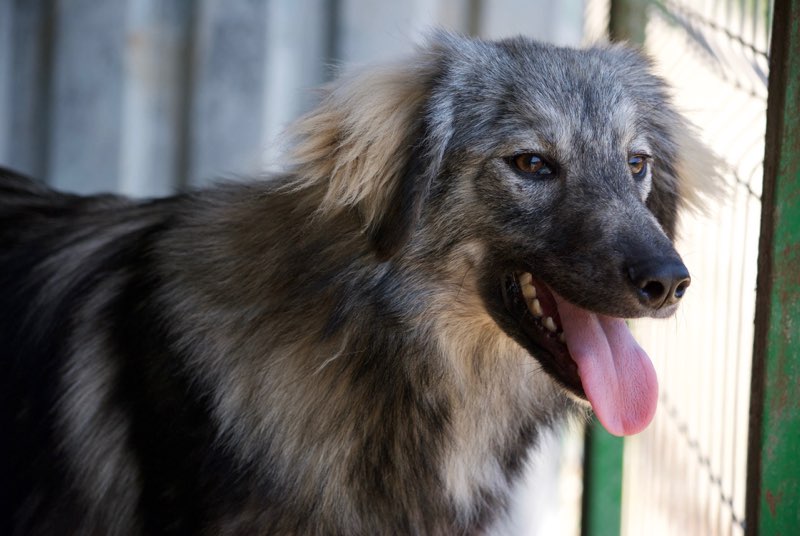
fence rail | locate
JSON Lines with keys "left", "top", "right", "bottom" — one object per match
{"left": 746, "top": 0, "right": 800, "bottom": 533}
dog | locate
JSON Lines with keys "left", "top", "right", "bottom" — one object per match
{"left": 0, "top": 32, "right": 714, "bottom": 535}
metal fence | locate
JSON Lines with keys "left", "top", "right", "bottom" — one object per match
{"left": 745, "top": 1, "right": 800, "bottom": 533}
{"left": 582, "top": 0, "right": 776, "bottom": 534}
{"left": 624, "top": 0, "right": 772, "bottom": 534}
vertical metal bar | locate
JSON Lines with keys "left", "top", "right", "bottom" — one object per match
{"left": 739, "top": 0, "right": 746, "bottom": 38}
{"left": 175, "top": 0, "right": 197, "bottom": 191}
{"left": 467, "top": 0, "right": 483, "bottom": 36}
{"left": 5, "top": 0, "right": 54, "bottom": 180}
{"left": 751, "top": 0, "right": 759, "bottom": 52}
{"left": 766, "top": 0, "right": 774, "bottom": 47}
{"left": 0, "top": 0, "right": 14, "bottom": 163}
{"left": 609, "top": 0, "right": 648, "bottom": 44}
{"left": 582, "top": 417, "right": 623, "bottom": 536}
{"left": 746, "top": 0, "right": 800, "bottom": 534}
{"left": 120, "top": 0, "right": 193, "bottom": 197}
{"left": 324, "top": 0, "right": 341, "bottom": 67}
{"left": 720, "top": 189, "right": 737, "bottom": 535}
{"left": 730, "top": 181, "right": 754, "bottom": 536}
{"left": 184, "top": 0, "right": 271, "bottom": 187}
{"left": 48, "top": 0, "right": 129, "bottom": 194}
{"left": 262, "top": 0, "right": 334, "bottom": 169}
{"left": 709, "top": 170, "right": 725, "bottom": 536}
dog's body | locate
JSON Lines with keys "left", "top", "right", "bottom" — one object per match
{"left": 1, "top": 33, "right": 712, "bottom": 535}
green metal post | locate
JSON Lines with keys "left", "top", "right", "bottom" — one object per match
{"left": 582, "top": 417, "right": 624, "bottom": 536}
{"left": 609, "top": 0, "right": 649, "bottom": 44}
{"left": 746, "top": 0, "right": 800, "bottom": 534}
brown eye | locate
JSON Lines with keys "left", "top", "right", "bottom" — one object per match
{"left": 628, "top": 155, "right": 649, "bottom": 180}
{"left": 509, "top": 153, "right": 556, "bottom": 179}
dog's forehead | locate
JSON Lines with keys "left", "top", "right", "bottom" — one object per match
{"left": 445, "top": 40, "right": 653, "bottom": 154}
{"left": 513, "top": 48, "right": 641, "bottom": 145}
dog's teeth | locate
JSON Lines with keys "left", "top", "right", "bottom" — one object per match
{"left": 521, "top": 284, "right": 537, "bottom": 300}
{"left": 519, "top": 272, "right": 532, "bottom": 286}
{"left": 530, "top": 298, "right": 543, "bottom": 317}
{"left": 558, "top": 332, "right": 566, "bottom": 344}
{"left": 543, "top": 316, "right": 557, "bottom": 333}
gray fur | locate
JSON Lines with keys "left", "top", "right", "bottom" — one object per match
{"left": 0, "top": 33, "right": 714, "bottom": 535}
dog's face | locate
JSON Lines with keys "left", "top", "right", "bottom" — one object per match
{"left": 420, "top": 40, "right": 686, "bottom": 304}
{"left": 422, "top": 41, "right": 693, "bottom": 417}
{"left": 291, "top": 33, "right": 713, "bottom": 435}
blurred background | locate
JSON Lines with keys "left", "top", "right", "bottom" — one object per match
{"left": 1, "top": 1, "right": 797, "bottom": 535}
{"left": 0, "top": 0, "right": 584, "bottom": 196}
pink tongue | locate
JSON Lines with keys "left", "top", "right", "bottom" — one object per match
{"left": 553, "top": 294, "right": 658, "bottom": 436}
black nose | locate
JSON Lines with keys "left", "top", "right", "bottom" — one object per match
{"left": 627, "top": 258, "right": 691, "bottom": 309}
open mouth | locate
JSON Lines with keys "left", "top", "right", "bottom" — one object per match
{"left": 501, "top": 272, "right": 583, "bottom": 396}
{"left": 501, "top": 270, "right": 659, "bottom": 436}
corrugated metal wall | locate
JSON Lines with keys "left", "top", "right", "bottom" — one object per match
{"left": 0, "top": 0, "right": 583, "bottom": 197}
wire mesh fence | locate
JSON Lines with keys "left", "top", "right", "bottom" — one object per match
{"left": 605, "top": 1, "right": 773, "bottom": 535}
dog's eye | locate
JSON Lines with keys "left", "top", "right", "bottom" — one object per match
{"left": 628, "top": 155, "right": 650, "bottom": 180}
{"left": 509, "top": 154, "right": 555, "bottom": 179}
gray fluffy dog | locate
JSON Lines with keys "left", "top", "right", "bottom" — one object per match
{"left": 0, "top": 32, "right": 714, "bottom": 535}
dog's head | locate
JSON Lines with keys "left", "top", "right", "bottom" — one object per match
{"left": 289, "top": 32, "right": 716, "bottom": 435}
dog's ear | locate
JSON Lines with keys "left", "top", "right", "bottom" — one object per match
{"left": 364, "top": 124, "right": 428, "bottom": 260}
{"left": 288, "top": 42, "right": 454, "bottom": 260}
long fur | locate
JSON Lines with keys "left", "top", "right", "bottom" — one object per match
{"left": 0, "top": 32, "right": 715, "bottom": 535}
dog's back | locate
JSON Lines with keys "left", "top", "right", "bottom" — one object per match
{"left": 1, "top": 171, "right": 290, "bottom": 535}
{"left": 2, "top": 170, "right": 134, "bottom": 533}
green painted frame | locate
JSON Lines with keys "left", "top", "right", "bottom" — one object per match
{"left": 745, "top": 0, "right": 800, "bottom": 534}
{"left": 581, "top": 417, "right": 624, "bottom": 536}
{"left": 609, "top": 0, "right": 648, "bottom": 44}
